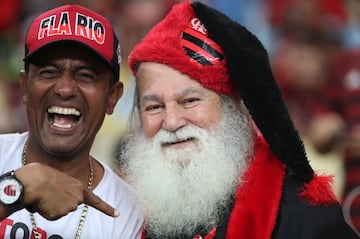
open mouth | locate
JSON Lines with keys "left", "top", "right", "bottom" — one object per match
{"left": 47, "top": 106, "right": 81, "bottom": 129}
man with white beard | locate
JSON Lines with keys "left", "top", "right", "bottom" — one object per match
{"left": 120, "top": 1, "right": 359, "bottom": 238}
{"left": 124, "top": 95, "right": 252, "bottom": 237}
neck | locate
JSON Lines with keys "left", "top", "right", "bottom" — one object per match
{"left": 23, "top": 139, "right": 103, "bottom": 189}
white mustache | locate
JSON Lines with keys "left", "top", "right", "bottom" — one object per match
{"left": 153, "top": 126, "right": 208, "bottom": 145}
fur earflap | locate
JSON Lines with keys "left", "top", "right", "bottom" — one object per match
{"left": 299, "top": 174, "right": 337, "bottom": 205}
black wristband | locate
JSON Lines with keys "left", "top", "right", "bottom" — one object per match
{"left": 0, "top": 170, "right": 25, "bottom": 211}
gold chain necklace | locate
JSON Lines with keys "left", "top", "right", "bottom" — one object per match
{"left": 22, "top": 142, "right": 94, "bottom": 239}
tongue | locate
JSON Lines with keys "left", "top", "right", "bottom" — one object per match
{"left": 53, "top": 114, "right": 76, "bottom": 126}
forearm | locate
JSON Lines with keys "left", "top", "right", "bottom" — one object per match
{"left": 0, "top": 204, "right": 12, "bottom": 221}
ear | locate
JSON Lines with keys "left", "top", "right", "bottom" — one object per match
{"left": 19, "top": 70, "right": 28, "bottom": 104}
{"left": 106, "top": 81, "right": 123, "bottom": 115}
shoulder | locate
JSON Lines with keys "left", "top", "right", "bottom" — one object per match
{"left": 272, "top": 171, "right": 359, "bottom": 239}
{"left": 94, "top": 160, "right": 139, "bottom": 205}
{"left": 0, "top": 132, "right": 27, "bottom": 145}
{"left": 0, "top": 132, "right": 27, "bottom": 171}
{"left": 93, "top": 160, "right": 144, "bottom": 238}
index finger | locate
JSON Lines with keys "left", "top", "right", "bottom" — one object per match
{"left": 83, "top": 189, "right": 119, "bottom": 217}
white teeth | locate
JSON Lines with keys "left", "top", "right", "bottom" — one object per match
{"left": 52, "top": 122, "right": 72, "bottom": 129}
{"left": 48, "top": 106, "right": 80, "bottom": 116}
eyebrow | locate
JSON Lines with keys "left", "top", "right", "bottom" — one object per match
{"left": 140, "top": 94, "right": 160, "bottom": 103}
{"left": 140, "top": 87, "right": 205, "bottom": 103}
{"left": 34, "top": 59, "right": 97, "bottom": 71}
{"left": 180, "top": 87, "right": 204, "bottom": 97}
{"left": 32, "top": 61, "right": 57, "bottom": 69}
{"left": 75, "top": 65, "right": 97, "bottom": 73}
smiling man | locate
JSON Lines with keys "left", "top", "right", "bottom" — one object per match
{"left": 120, "top": 1, "right": 359, "bottom": 239}
{"left": 0, "top": 5, "right": 143, "bottom": 239}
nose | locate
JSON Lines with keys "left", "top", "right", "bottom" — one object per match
{"left": 53, "top": 74, "right": 78, "bottom": 99}
{"left": 162, "top": 104, "right": 187, "bottom": 132}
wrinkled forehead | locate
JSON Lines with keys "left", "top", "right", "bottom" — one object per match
{"left": 29, "top": 42, "right": 101, "bottom": 61}
{"left": 27, "top": 42, "right": 110, "bottom": 70}
{"left": 135, "top": 62, "right": 211, "bottom": 97}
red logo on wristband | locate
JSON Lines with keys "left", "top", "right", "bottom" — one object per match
{"left": 4, "top": 185, "right": 16, "bottom": 197}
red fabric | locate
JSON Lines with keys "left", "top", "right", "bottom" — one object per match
{"left": 226, "top": 135, "right": 338, "bottom": 239}
{"left": 226, "top": 135, "right": 286, "bottom": 239}
{"left": 299, "top": 175, "right": 337, "bottom": 206}
{"left": 194, "top": 228, "right": 216, "bottom": 239}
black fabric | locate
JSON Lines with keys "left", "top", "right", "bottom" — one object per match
{"left": 182, "top": 32, "right": 224, "bottom": 61}
{"left": 212, "top": 197, "right": 233, "bottom": 239}
{"left": 144, "top": 197, "right": 234, "bottom": 239}
{"left": 183, "top": 47, "right": 213, "bottom": 65}
{"left": 272, "top": 171, "right": 359, "bottom": 239}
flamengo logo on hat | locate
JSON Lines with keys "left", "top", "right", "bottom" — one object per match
{"left": 38, "top": 11, "right": 106, "bottom": 44}
{"left": 191, "top": 18, "right": 207, "bottom": 35}
{"left": 181, "top": 17, "right": 224, "bottom": 66}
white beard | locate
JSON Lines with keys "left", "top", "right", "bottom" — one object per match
{"left": 122, "top": 99, "right": 254, "bottom": 238}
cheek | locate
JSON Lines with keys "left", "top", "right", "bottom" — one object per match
{"left": 190, "top": 103, "right": 223, "bottom": 129}
{"left": 25, "top": 81, "right": 59, "bottom": 110}
{"left": 25, "top": 85, "right": 45, "bottom": 108}
{"left": 82, "top": 87, "right": 109, "bottom": 109}
{"left": 191, "top": 111, "right": 221, "bottom": 129}
{"left": 141, "top": 114, "right": 162, "bottom": 138}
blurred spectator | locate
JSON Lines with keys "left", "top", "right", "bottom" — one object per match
{"left": 317, "top": 50, "right": 360, "bottom": 233}
{"left": 0, "top": 0, "right": 22, "bottom": 32}
{"left": 205, "top": 0, "right": 276, "bottom": 54}
{"left": 117, "top": 0, "right": 179, "bottom": 60}
{"left": 267, "top": 0, "right": 360, "bottom": 233}
{"left": 205, "top": 0, "right": 347, "bottom": 58}
{"left": 0, "top": 0, "right": 26, "bottom": 133}
{"left": 271, "top": 29, "right": 346, "bottom": 198}
{"left": 272, "top": 30, "right": 340, "bottom": 137}
{"left": 268, "top": 0, "right": 346, "bottom": 33}
{"left": 341, "top": 0, "right": 360, "bottom": 49}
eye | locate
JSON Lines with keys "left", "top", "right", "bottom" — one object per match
{"left": 141, "top": 103, "right": 163, "bottom": 115}
{"left": 181, "top": 97, "right": 200, "bottom": 108}
{"left": 75, "top": 70, "right": 96, "bottom": 83}
{"left": 38, "top": 67, "right": 59, "bottom": 79}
